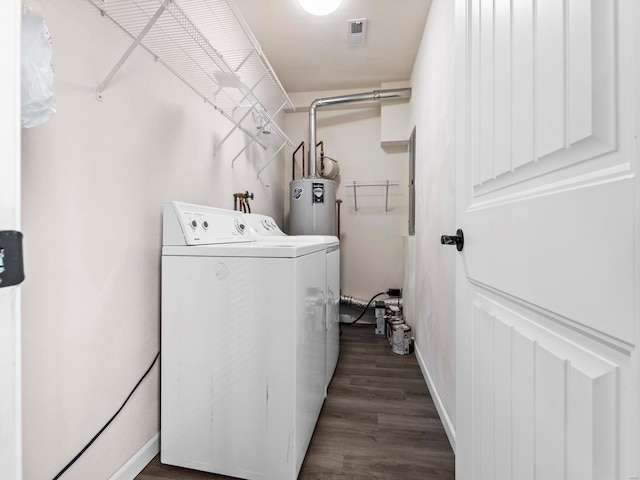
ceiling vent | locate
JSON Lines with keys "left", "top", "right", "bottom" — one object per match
{"left": 347, "top": 18, "right": 367, "bottom": 46}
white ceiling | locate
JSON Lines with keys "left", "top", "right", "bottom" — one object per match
{"left": 234, "top": 0, "right": 432, "bottom": 94}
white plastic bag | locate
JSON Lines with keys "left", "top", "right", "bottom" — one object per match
{"left": 21, "top": 0, "right": 55, "bottom": 128}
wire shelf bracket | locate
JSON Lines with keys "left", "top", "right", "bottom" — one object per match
{"left": 96, "top": 1, "right": 169, "bottom": 101}
{"left": 345, "top": 180, "right": 401, "bottom": 213}
{"left": 89, "top": 0, "right": 295, "bottom": 174}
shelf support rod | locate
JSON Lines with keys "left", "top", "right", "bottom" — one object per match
{"left": 257, "top": 141, "right": 286, "bottom": 178}
{"left": 231, "top": 128, "right": 265, "bottom": 167}
{"left": 218, "top": 105, "right": 256, "bottom": 147}
{"left": 234, "top": 50, "right": 255, "bottom": 73}
{"left": 385, "top": 179, "right": 390, "bottom": 212}
{"left": 218, "top": 108, "right": 268, "bottom": 150}
{"left": 231, "top": 139, "right": 254, "bottom": 166}
{"left": 238, "top": 71, "right": 270, "bottom": 106}
{"left": 353, "top": 184, "right": 358, "bottom": 212}
{"left": 96, "top": 1, "right": 168, "bottom": 100}
{"left": 272, "top": 100, "right": 287, "bottom": 118}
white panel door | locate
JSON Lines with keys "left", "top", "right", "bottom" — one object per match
{"left": 455, "top": 1, "right": 639, "bottom": 479}
{"left": 0, "top": 0, "right": 22, "bottom": 479}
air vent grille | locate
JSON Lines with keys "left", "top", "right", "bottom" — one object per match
{"left": 347, "top": 18, "right": 367, "bottom": 45}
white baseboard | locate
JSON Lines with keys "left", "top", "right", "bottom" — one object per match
{"left": 108, "top": 433, "right": 159, "bottom": 480}
{"left": 414, "top": 344, "right": 456, "bottom": 453}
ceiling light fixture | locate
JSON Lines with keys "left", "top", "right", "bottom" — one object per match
{"left": 298, "top": 0, "right": 342, "bottom": 16}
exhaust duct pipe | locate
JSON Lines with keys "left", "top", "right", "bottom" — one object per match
{"left": 340, "top": 294, "right": 403, "bottom": 309}
{"left": 383, "top": 297, "right": 402, "bottom": 308}
{"left": 308, "top": 88, "right": 411, "bottom": 177}
{"left": 340, "top": 295, "right": 370, "bottom": 310}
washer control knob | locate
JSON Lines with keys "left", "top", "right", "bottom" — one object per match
{"left": 262, "top": 219, "right": 271, "bottom": 230}
{"left": 202, "top": 220, "right": 209, "bottom": 230}
{"left": 189, "top": 219, "right": 198, "bottom": 230}
{"left": 234, "top": 217, "right": 246, "bottom": 234}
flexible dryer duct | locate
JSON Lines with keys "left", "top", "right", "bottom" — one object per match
{"left": 340, "top": 294, "right": 403, "bottom": 309}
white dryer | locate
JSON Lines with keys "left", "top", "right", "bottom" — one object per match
{"left": 161, "top": 202, "right": 326, "bottom": 480}
{"left": 242, "top": 213, "right": 340, "bottom": 389}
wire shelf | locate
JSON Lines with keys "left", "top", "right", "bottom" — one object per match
{"left": 344, "top": 180, "right": 401, "bottom": 213}
{"left": 345, "top": 180, "right": 401, "bottom": 188}
{"left": 89, "top": 0, "right": 294, "bottom": 172}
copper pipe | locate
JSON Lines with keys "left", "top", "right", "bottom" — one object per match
{"left": 336, "top": 199, "right": 343, "bottom": 239}
{"left": 292, "top": 141, "right": 305, "bottom": 181}
{"left": 316, "top": 141, "right": 324, "bottom": 174}
{"left": 233, "top": 192, "right": 253, "bottom": 212}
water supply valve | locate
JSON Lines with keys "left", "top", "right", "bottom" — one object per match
{"left": 233, "top": 191, "right": 254, "bottom": 213}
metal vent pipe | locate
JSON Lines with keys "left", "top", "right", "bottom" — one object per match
{"left": 340, "top": 294, "right": 403, "bottom": 309}
{"left": 308, "top": 88, "right": 412, "bottom": 177}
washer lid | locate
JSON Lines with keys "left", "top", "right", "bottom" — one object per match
{"left": 163, "top": 241, "right": 325, "bottom": 258}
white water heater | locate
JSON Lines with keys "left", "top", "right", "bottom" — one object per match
{"left": 290, "top": 88, "right": 411, "bottom": 236}
{"left": 289, "top": 178, "right": 336, "bottom": 235}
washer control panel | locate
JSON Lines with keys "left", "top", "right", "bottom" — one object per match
{"left": 164, "top": 202, "right": 252, "bottom": 246}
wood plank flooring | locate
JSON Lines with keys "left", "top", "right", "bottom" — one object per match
{"left": 136, "top": 324, "right": 455, "bottom": 480}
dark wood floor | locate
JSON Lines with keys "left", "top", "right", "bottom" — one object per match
{"left": 136, "top": 324, "right": 455, "bottom": 480}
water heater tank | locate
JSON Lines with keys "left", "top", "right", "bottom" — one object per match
{"left": 289, "top": 178, "right": 336, "bottom": 235}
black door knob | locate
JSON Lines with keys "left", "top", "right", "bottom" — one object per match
{"left": 440, "top": 229, "right": 464, "bottom": 251}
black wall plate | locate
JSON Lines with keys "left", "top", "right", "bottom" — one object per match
{"left": 0, "top": 231, "right": 25, "bottom": 288}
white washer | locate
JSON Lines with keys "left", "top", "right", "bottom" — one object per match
{"left": 242, "top": 213, "right": 340, "bottom": 389}
{"left": 161, "top": 202, "right": 326, "bottom": 480}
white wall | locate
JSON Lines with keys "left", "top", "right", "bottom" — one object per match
{"left": 407, "top": 0, "right": 457, "bottom": 439}
{"left": 1, "top": 1, "right": 22, "bottom": 478}
{"left": 284, "top": 91, "right": 409, "bottom": 299}
{"left": 20, "top": 1, "right": 286, "bottom": 478}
